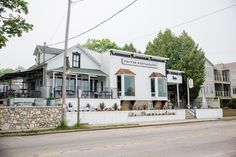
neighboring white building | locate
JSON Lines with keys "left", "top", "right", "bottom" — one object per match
{"left": 0, "top": 44, "right": 183, "bottom": 109}
{"left": 198, "top": 58, "right": 236, "bottom": 105}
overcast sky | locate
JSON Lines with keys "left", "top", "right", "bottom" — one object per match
{"left": 0, "top": 0, "right": 236, "bottom": 69}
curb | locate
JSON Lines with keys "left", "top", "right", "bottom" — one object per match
{"left": 0, "top": 119, "right": 221, "bottom": 137}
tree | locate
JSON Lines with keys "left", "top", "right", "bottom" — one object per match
{"left": 145, "top": 29, "right": 205, "bottom": 102}
{"left": 0, "top": 0, "right": 33, "bottom": 48}
{"left": 0, "top": 68, "right": 15, "bottom": 76}
{"left": 82, "top": 38, "right": 120, "bottom": 53}
{"left": 122, "top": 42, "right": 137, "bottom": 52}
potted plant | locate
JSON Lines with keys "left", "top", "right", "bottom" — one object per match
{"left": 46, "top": 97, "right": 56, "bottom": 106}
{"left": 99, "top": 102, "right": 105, "bottom": 111}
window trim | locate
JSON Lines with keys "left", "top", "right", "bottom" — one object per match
{"left": 72, "top": 52, "right": 81, "bottom": 68}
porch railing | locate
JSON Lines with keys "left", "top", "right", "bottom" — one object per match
{"left": 215, "top": 90, "right": 231, "bottom": 97}
{"left": 0, "top": 89, "right": 41, "bottom": 99}
{"left": 51, "top": 86, "right": 118, "bottom": 99}
{"left": 214, "top": 74, "right": 230, "bottom": 82}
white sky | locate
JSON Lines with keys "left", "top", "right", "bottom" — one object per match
{"left": 0, "top": 0, "right": 236, "bottom": 69}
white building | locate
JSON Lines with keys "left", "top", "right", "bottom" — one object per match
{"left": 0, "top": 44, "right": 183, "bottom": 110}
{"left": 197, "top": 58, "right": 236, "bottom": 108}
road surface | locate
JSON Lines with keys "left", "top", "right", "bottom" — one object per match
{"left": 0, "top": 120, "right": 236, "bottom": 157}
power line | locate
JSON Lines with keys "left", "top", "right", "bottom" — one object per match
{"left": 48, "top": 0, "right": 138, "bottom": 46}
{"left": 118, "top": 3, "right": 236, "bottom": 45}
{"left": 48, "top": 1, "right": 83, "bottom": 44}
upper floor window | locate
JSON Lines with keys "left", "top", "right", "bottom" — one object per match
{"left": 72, "top": 52, "right": 80, "bottom": 68}
{"left": 233, "top": 87, "right": 236, "bottom": 95}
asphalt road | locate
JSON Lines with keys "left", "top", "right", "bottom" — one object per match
{"left": 0, "top": 120, "right": 236, "bottom": 157}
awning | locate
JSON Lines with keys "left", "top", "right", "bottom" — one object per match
{"left": 49, "top": 67, "right": 108, "bottom": 77}
{"left": 115, "top": 69, "right": 136, "bottom": 75}
{"left": 0, "top": 67, "right": 43, "bottom": 81}
{"left": 149, "top": 72, "right": 165, "bottom": 78}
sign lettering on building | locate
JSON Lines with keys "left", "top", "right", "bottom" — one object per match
{"left": 121, "top": 58, "right": 158, "bottom": 68}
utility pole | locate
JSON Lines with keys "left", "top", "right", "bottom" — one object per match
{"left": 62, "top": 0, "right": 72, "bottom": 122}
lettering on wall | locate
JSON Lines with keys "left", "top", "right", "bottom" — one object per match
{"left": 121, "top": 58, "right": 158, "bottom": 68}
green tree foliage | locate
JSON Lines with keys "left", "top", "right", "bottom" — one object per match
{"left": 0, "top": 68, "right": 15, "bottom": 76}
{"left": 122, "top": 42, "right": 137, "bottom": 52}
{"left": 145, "top": 29, "right": 205, "bottom": 101}
{"left": 0, "top": 0, "right": 33, "bottom": 48}
{"left": 82, "top": 38, "right": 120, "bottom": 53}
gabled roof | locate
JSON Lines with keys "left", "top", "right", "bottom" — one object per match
{"left": 33, "top": 45, "right": 63, "bottom": 55}
{"left": 115, "top": 69, "right": 136, "bottom": 75}
{"left": 77, "top": 45, "right": 102, "bottom": 67}
{"left": 205, "top": 57, "right": 215, "bottom": 67}
{"left": 149, "top": 72, "right": 164, "bottom": 77}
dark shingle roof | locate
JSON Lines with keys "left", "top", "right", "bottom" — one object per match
{"left": 36, "top": 45, "right": 63, "bottom": 55}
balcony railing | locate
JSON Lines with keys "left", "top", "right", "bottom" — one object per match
{"left": 0, "top": 89, "right": 41, "bottom": 99}
{"left": 214, "top": 74, "right": 229, "bottom": 82}
{"left": 215, "top": 91, "right": 231, "bottom": 97}
{"left": 51, "top": 86, "right": 118, "bottom": 99}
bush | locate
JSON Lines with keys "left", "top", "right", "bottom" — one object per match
{"left": 225, "top": 102, "right": 236, "bottom": 109}
{"left": 57, "top": 121, "right": 69, "bottom": 130}
{"left": 99, "top": 102, "right": 105, "bottom": 111}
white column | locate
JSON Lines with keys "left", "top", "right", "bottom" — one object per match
{"left": 75, "top": 74, "right": 78, "bottom": 96}
{"left": 176, "top": 83, "right": 180, "bottom": 108}
{"left": 52, "top": 72, "right": 55, "bottom": 97}
{"left": 88, "top": 75, "right": 90, "bottom": 91}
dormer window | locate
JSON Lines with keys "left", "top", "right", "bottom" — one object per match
{"left": 37, "top": 52, "right": 41, "bottom": 65}
{"left": 72, "top": 52, "right": 80, "bottom": 68}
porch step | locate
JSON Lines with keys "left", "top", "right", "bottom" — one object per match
{"left": 185, "top": 109, "right": 197, "bottom": 119}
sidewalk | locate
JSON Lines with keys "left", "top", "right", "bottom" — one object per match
{"left": 0, "top": 118, "right": 222, "bottom": 137}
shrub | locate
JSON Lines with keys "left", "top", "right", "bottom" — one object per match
{"left": 99, "top": 102, "right": 105, "bottom": 111}
{"left": 113, "top": 103, "right": 118, "bottom": 111}
{"left": 57, "top": 121, "right": 69, "bottom": 130}
{"left": 225, "top": 102, "right": 236, "bottom": 109}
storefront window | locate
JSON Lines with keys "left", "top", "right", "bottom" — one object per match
{"left": 124, "top": 75, "right": 135, "bottom": 96}
{"left": 158, "top": 78, "right": 167, "bottom": 97}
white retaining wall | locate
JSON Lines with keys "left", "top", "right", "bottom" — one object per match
{"left": 66, "top": 110, "right": 186, "bottom": 126}
{"left": 195, "top": 109, "right": 223, "bottom": 119}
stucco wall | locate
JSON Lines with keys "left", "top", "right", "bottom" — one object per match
{"left": 66, "top": 110, "right": 186, "bottom": 126}
{"left": 195, "top": 109, "right": 223, "bottom": 119}
{"left": 0, "top": 106, "right": 62, "bottom": 131}
{"left": 102, "top": 53, "right": 167, "bottom": 101}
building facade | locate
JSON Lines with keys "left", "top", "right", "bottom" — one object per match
{"left": 199, "top": 59, "right": 236, "bottom": 102}
{"left": 0, "top": 44, "right": 183, "bottom": 109}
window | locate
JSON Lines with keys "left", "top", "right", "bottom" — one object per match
{"left": 233, "top": 87, "right": 236, "bottom": 94}
{"left": 124, "top": 75, "right": 135, "bottom": 96}
{"left": 158, "top": 78, "right": 167, "bottom": 97}
{"left": 117, "top": 76, "right": 121, "bottom": 96}
{"left": 37, "top": 53, "right": 40, "bottom": 64}
{"left": 151, "top": 78, "right": 155, "bottom": 97}
{"left": 72, "top": 52, "right": 80, "bottom": 68}
{"left": 101, "top": 81, "right": 104, "bottom": 91}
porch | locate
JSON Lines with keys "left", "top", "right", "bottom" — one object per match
{"left": 0, "top": 67, "right": 118, "bottom": 100}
